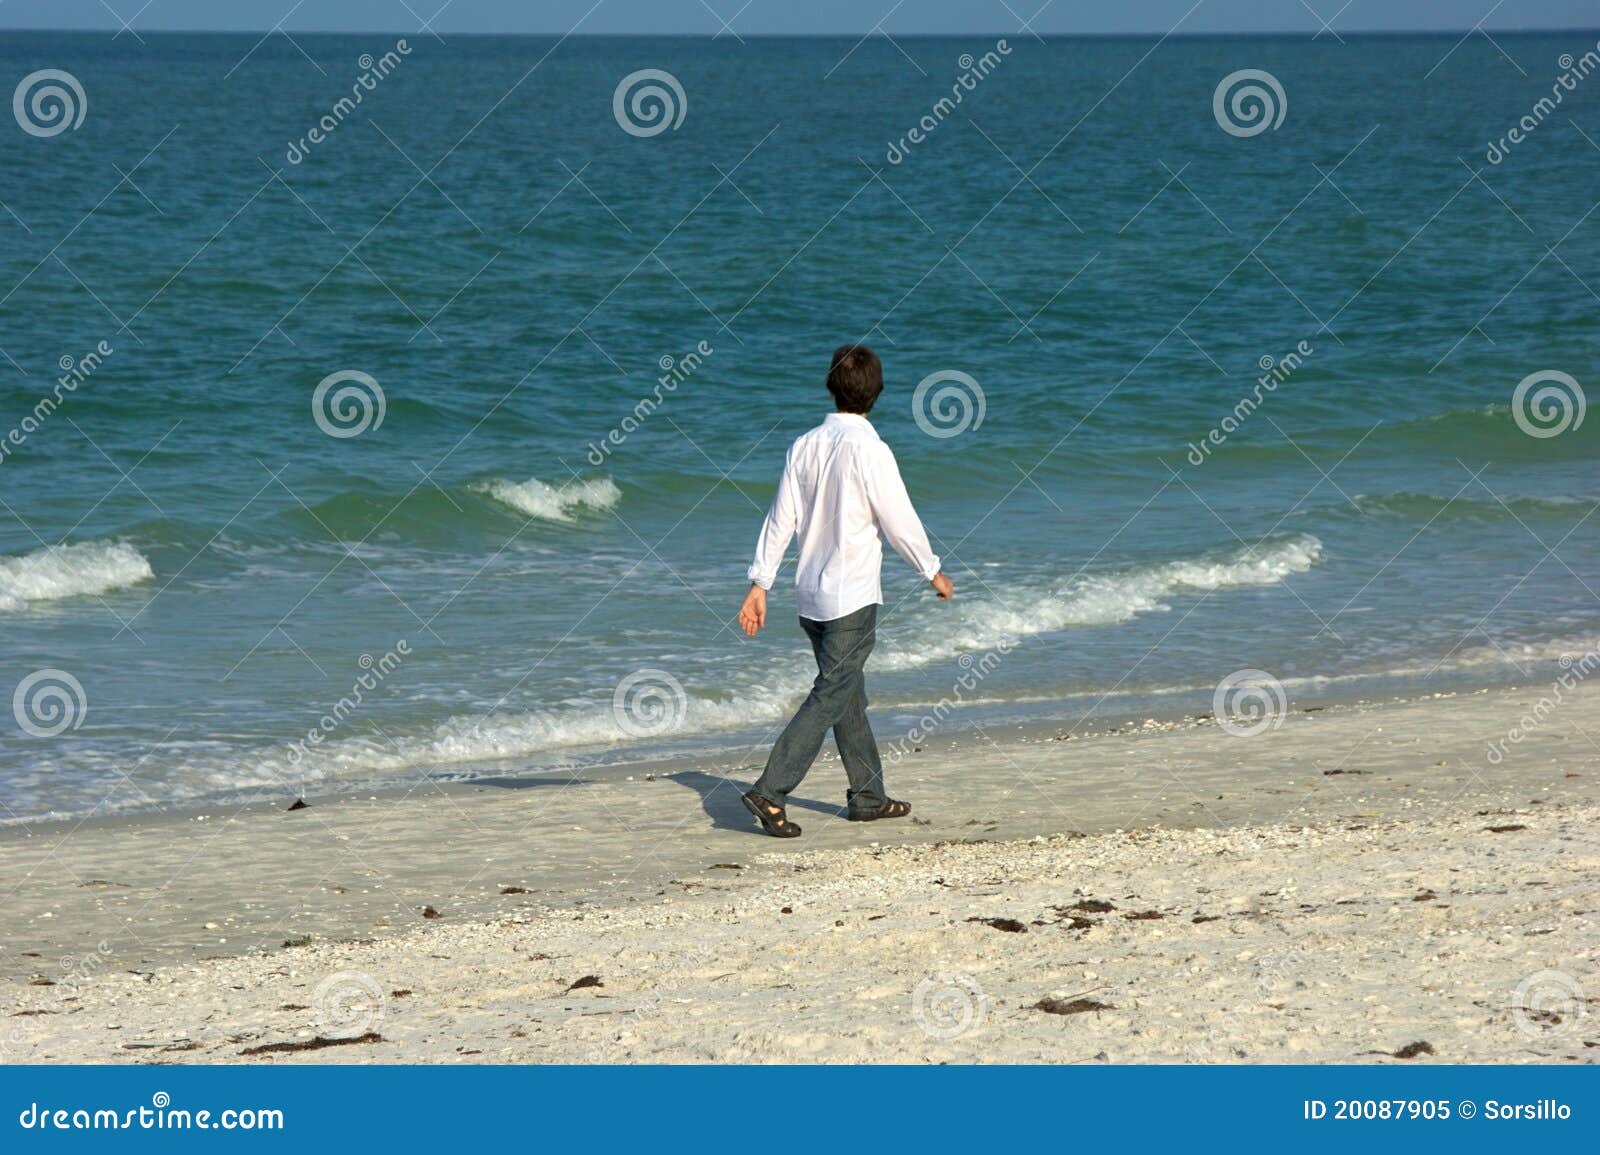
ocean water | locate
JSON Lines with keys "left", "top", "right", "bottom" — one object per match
{"left": 1, "top": 31, "right": 1597, "bottom": 821}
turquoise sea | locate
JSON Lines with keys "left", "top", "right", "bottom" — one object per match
{"left": 1, "top": 30, "right": 1597, "bottom": 820}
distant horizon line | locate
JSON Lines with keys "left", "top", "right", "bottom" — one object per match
{"left": 2, "top": 26, "right": 1598, "bottom": 39}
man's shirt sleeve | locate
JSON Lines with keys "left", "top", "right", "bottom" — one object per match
{"left": 860, "top": 441, "right": 941, "bottom": 581}
{"left": 747, "top": 446, "right": 800, "bottom": 589}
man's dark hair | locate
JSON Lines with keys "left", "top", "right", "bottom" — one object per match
{"left": 825, "top": 344, "right": 883, "bottom": 414}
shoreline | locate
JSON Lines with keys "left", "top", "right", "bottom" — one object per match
{"left": 0, "top": 658, "right": 1570, "bottom": 833}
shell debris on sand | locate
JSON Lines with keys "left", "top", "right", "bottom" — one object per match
{"left": 5, "top": 800, "right": 1595, "bottom": 1065}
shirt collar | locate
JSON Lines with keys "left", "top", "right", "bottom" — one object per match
{"left": 825, "top": 411, "right": 875, "bottom": 431}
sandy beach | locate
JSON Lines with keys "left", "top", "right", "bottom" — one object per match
{"left": 4, "top": 681, "right": 1597, "bottom": 1063}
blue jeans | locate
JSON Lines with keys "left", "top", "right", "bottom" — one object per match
{"left": 752, "top": 603, "right": 887, "bottom": 814}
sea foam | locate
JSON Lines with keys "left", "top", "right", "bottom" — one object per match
{"left": 475, "top": 476, "right": 622, "bottom": 522}
{"left": 0, "top": 540, "right": 154, "bottom": 611}
{"left": 235, "top": 535, "right": 1325, "bottom": 782}
{"left": 875, "top": 534, "right": 1324, "bottom": 670}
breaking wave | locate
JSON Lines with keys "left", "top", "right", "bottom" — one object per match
{"left": 875, "top": 534, "right": 1324, "bottom": 670}
{"left": 0, "top": 540, "right": 153, "bottom": 611}
{"left": 474, "top": 476, "right": 622, "bottom": 522}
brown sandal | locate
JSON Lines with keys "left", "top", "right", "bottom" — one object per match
{"left": 742, "top": 791, "right": 802, "bottom": 838}
{"left": 847, "top": 798, "right": 911, "bottom": 822}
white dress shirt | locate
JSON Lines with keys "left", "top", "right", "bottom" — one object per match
{"left": 747, "top": 411, "right": 941, "bottom": 622}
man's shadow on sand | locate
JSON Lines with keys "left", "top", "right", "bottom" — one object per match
{"left": 667, "top": 770, "right": 844, "bottom": 832}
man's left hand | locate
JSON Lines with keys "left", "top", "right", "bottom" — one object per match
{"left": 738, "top": 584, "right": 767, "bottom": 636}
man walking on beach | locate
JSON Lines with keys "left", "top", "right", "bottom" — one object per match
{"left": 737, "top": 345, "right": 953, "bottom": 837}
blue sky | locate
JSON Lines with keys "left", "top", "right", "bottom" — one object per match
{"left": 2, "top": 0, "right": 1596, "bottom": 34}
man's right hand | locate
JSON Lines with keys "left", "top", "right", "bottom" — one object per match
{"left": 930, "top": 572, "right": 954, "bottom": 600}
